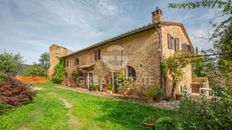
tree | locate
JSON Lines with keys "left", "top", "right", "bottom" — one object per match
{"left": 52, "top": 58, "right": 65, "bottom": 84}
{"left": 24, "top": 64, "right": 47, "bottom": 77}
{"left": 192, "top": 47, "right": 207, "bottom": 77}
{"left": 38, "top": 52, "right": 49, "bottom": 69}
{"left": 161, "top": 51, "right": 200, "bottom": 98}
{"left": 169, "top": 0, "right": 232, "bottom": 86}
{"left": 0, "top": 52, "right": 23, "bottom": 76}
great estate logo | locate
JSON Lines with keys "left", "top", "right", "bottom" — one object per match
{"left": 102, "top": 45, "right": 128, "bottom": 71}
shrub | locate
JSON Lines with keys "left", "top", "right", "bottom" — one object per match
{"left": 177, "top": 85, "right": 232, "bottom": 130}
{"left": 155, "top": 117, "right": 180, "bottom": 130}
{"left": 141, "top": 85, "right": 160, "bottom": 97}
{"left": 52, "top": 59, "right": 65, "bottom": 84}
{"left": 24, "top": 64, "right": 47, "bottom": 77}
{"left": 0, "top": 77, "right": 35, "bottom": 106}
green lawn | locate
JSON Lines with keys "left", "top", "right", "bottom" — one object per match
{"left": 0, "top": 82, "right": 175, "bottom": 130}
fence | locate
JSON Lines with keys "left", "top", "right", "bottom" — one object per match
{"left": 16, "top": 75, "right": 47, "bottom": 84}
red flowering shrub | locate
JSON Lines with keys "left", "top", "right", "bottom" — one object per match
{"left": 0, "top": 77, "right": 35, "bottom": 106}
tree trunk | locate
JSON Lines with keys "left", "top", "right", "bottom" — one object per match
{"left": 171, "top": 78, "right": 177, "bottom": 98}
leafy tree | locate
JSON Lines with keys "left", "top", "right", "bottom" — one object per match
{"left": 161, "top": 51, "right": 200, "bottom": 98}
{"left": 192, "top": 47, "right": 207, "bottom": 77}
{"left": 0, "top": 52, "right": 23, "bottom": 76}
{"left": 52, "top": 59, "right": 65, "bottom": 84}
{"left": 38, "top": 52, "right": 50, "bottom": 69}
{"left": 169, "top": 0, "right": 232, "bottom": 86}
{"left": 24, "top": 64, "right": 47, "bottom": 77}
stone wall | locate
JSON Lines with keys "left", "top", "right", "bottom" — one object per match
{"left": 161, "top": 24, "right": 193, "bottom": 96}
{"left": 48, "top": 44, "right": 72, "bottom": 78}
{"left": 63, "top": 29, "right": 161, "bottom": 89}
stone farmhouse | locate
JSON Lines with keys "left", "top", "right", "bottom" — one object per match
{"left": 48, "top": 8, "right": 193, "bottom": 97}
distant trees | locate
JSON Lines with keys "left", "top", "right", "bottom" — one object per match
{"left": 0, "top": 52, "right": 23, "bottom": 77}
{"left": 24, "top": 52, "right": 50, "bottom": 77}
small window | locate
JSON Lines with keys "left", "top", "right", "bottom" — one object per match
{"left": 65, "top": 60, "right": 69, "bottom": 67}
{"left": 175, "top": 38, "right": 179, "bottom": 51}
{"left": 126, "top": 66, "right": 136, "bottom": 81}
{"left": 95, "top": 49, "right": 101, "bottom": 60}
{"left": 75, "top": 58, "right": 79, "bottom": 65}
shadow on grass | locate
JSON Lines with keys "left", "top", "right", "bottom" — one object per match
{"left": 94, "top": 99, "right": 176, "bottom": 130}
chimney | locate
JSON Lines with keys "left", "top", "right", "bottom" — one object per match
{"left": 151, "top": 7, "right": 163, "bottom": 23}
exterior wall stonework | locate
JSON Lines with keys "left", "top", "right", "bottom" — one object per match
{"left": 161, "top": 25, "right": 192, "bottom": 96}
{"left": 62, "top": 29, "right": 161, "bottom": 88}
{"left": 48, "top": 44, "right": 72, "bottom": 78}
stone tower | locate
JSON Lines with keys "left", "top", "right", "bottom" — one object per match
{"left": 151, "top": 7, "right": 163, "bottom": 23}
{"left": 48, "top": 44, "right": 72, "bottom": 78}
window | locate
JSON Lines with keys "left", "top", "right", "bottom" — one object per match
{"left": 95, "top": 49, "right": 101, "bottom": 60}
{"left": 167, "top": 34, "right": 175, "bottom": 50}
{"left": 126, "top": 66, "right": 136, "bottom": 81}
{"left": 75, "top": 58, "right": 79, "bottom": 65}
{"left": 175, "top": 38, "right": 179, "bottom": 51}
{"left": 65, "top": 60, "right": 69, "bottom": 67}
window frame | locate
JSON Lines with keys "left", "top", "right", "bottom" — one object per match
{"left": 94, "top": 49, "right": 101, "bottom": 60}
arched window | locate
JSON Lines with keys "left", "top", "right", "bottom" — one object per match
{"left": 75, "top": 58, "right": 79, "bottom": 65}
{"left": 126, "top": 66, "right": 136, "bottom": 81}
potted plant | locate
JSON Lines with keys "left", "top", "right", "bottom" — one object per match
{"left": 176, "top": 93, "right": 183, "bottom": 100}
{"left": 143, "top": 115, "right": 158, "bottom": 128}
{"left": 141, "top": 86, "right": 159, "bottom": 104}
{"left": 89, "top": 83, "right": 97, "bottom": 91}
{"left": 155, "top": 88, "right": 164, "bottom": 102}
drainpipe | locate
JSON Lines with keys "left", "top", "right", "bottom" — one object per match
{"left": 155, "top": 24, "right": 163, "bottom": 89}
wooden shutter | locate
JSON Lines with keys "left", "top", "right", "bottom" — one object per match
{"left": 98, "top": 50, "right": 101, "bottom": 59}
{"left": 167, "top": 34, "right": 172, "bottom": 49}
{"left": 95, "top": 50, "right": 97, "bottom": 60}
{"left": 171, "top": 37, "right": 175, "bottom": 50}
{"left": 175, "top": 38, "right": 179, "bottom": 51}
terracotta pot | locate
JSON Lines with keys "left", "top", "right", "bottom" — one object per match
{"left": 143, "top": 118, "right": 157, "bottom": 127}
{"left": 155, "top": 96, "right": 161, "bottom": 102}
{"left": 146, "top": 97, "right": 154, "bottom": 104}
{"left": 176, "top": 94, "right": 183, "bottom": 100}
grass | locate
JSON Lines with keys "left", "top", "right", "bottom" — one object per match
{"left": 0, "top": 82, "right": 176, "bottom": 130}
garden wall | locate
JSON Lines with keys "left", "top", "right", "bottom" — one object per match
{"left": 15, "top": 75, "right": 46, "bottom": 84}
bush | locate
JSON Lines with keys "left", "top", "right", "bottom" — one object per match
{"left": 177, "top": 86, "right": 232, "bottom": 130}
{"left": 155, "top": 117, "right": 181, "bottom": 130}
{"left": 0, "top": 77, "right": 35, "bottom": 106}
{"left": 24, "top": 64, "right": 47, "bottom": 77}
{"left": 141, "top": 85, "right": 160, "bottom": 97}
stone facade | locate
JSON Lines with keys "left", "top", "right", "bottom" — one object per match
{"left": 48, "top": 8, "right": 194, "bottom": 97}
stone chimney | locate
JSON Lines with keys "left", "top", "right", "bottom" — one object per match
{"left": 151, "top": 7, "right": 163, "bottom": 23}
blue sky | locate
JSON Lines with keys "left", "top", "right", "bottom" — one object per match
{"left": 0, "top": 0, "right": 224, "bottom": 64}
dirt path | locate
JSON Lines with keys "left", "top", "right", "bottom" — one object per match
{"left": 58, "top": 97, "right": 79, "bottom": 130}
